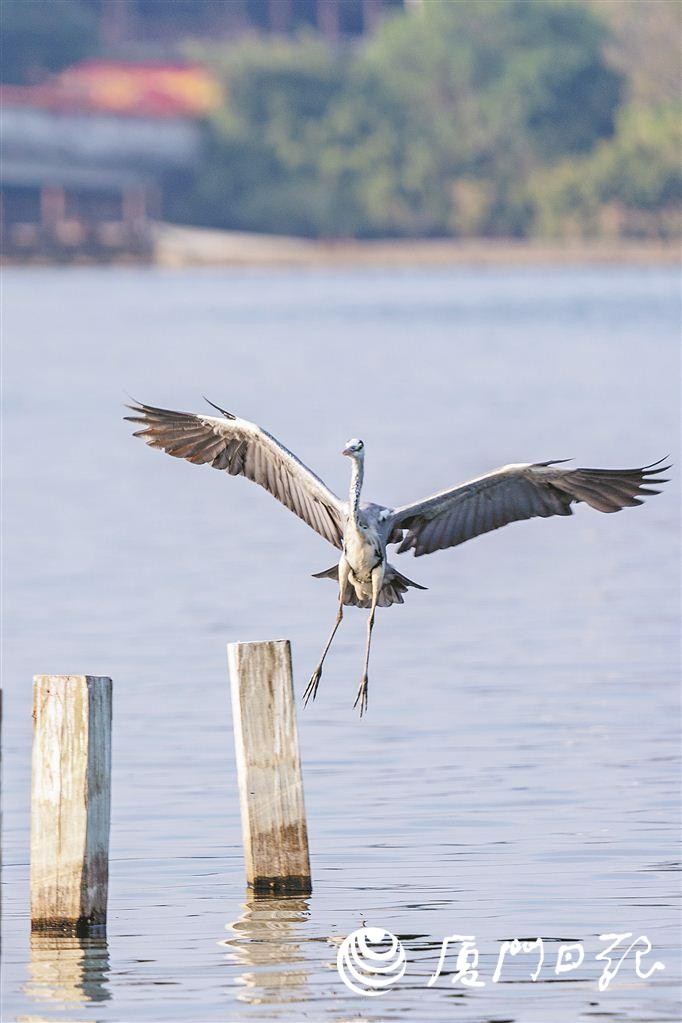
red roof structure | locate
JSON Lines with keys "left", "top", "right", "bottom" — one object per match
{"left": 1, "top": 60, "right": 220, "bottom": 119}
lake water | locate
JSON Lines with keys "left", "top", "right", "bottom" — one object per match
{"left": 2, "top": 265, "right": 680, "bottom": 1023}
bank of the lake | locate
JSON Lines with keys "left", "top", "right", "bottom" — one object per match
{"left": 155, "top": 223, "right": 681, "bottom": 268}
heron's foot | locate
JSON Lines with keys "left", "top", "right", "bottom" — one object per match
{"left": 303, "top": 666, "right": 322, "bottom": 707}
{"left": 354, "top": 675, "right": 369, "bottom": 717}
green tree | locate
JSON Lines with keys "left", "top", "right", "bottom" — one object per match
{"left": 530, "top": 104, "right": 682, "bottom": 238}
{"left": 353, "top": 0, "right": 623, "bottom": 234}
{"left": 177, "top": 0, "right": 681, "bottom": 241}
{"left": 590, "top": 0, "right": 681, "bottom": 108}
{"left": 174, "top": 36, "right": 360, "bottom": 236}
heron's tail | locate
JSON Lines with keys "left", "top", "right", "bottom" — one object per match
{"left": 379, "top": 565, "right": 427, "bottom": 607}
{"left": 311, "top": 566, "right": 340, "bottom": 581}
{"left": 312, "top": 563, "right": 426, "bottom": 608}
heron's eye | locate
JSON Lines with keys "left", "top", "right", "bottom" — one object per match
{"left": 357, "top": 441, "right": 364, "bottom": 450}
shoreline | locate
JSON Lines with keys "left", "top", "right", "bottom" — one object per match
{"left": 155, "top": 224, "right": 680, "bottom": 268}
{"left": 3, "top": 223, "right": 679, "bottom": 268}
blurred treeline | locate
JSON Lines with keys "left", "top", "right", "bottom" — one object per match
{"left": 176, "top": 0, "right": 680, "bottom": 240}
{"left": 4, "top": 0, "right": 680, "bottom": 240}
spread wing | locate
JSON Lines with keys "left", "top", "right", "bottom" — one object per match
{"left": 390, "top": 459, "right": 670, "bottom": 557}
{"left": 125, "top": 400, "right": 344, "bottom": 548}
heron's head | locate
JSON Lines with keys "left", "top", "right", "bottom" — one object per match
{"left": 342, "top": 438, "right": 364, "bottom": 459}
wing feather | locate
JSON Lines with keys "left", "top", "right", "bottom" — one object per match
{"left": 125, "top": 401, "right": 344, "bottom": 548}
{"left": 390, "top": 459, "right": 669, "bottom": 557}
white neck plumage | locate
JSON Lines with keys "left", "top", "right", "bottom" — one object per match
{"left": 348, "top": 455, "right": 364, "bottom": 524}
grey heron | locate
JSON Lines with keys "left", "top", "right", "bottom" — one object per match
{"left": 126, "top": 400, "right": 669, "bottom": 716}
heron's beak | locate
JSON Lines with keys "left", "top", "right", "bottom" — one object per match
{"left": 342, "top": 445, "right": 353, "bottom": 457}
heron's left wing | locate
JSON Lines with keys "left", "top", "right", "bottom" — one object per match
{"left": 125, "top": 400, "right": 344, "bottom": 548}
{"left": 389, "top": 459, "right": 669, "bottom": 557}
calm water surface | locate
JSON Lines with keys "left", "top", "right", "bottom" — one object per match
{"left": 2, "top": 265, "right": 680, "bottom": 1022}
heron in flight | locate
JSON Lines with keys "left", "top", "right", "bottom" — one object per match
{"left": 126, "top": 400, "right": 669, "bottom": 715}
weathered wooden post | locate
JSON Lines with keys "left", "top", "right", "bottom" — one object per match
{"left": 31, "top": 675, "right": 112, "bottom": 934}
{"left": 228, "top": 640, "right": 312, "bottom": 894}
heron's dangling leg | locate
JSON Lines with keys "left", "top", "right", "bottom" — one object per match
{"left": 303, "top": 602, "right": 343, "bottom": 706}
{"left": 354, "top": 566, "right": 382, "bottom": 717}
{"left": 303, "top": 559, "right": 349, "bottom": 707}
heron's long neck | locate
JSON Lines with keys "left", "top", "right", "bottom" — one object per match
{"left": 348, "top": 457, "right": 364, "bottom": 525}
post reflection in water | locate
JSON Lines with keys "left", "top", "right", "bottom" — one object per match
{"left": 221, "top": 893, "right": 312, "bottom": 1005}
{"left": 25, "top": 932, "right": 110, "bottom": 1005}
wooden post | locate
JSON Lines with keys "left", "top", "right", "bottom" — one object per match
{"left": 122, "top": 185, "right": 147, "bottom": 229}
{"left": 31, "top": 675, "right": 112, "bottom": 934}
{"left": 228, "top": 641, "right": 311, "bottom": 894}
{"left": 40, "top": 185, "right": 65, "bottom": 230}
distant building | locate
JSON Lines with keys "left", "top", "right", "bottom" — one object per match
{"left": 92, "top": 0, "right": 408, "bottom": 47}
{"left": 1, "top": 63, "right": 215, "bottom": 262}
{"left": 1, "top": 2, "right": 415, "bottom": 262}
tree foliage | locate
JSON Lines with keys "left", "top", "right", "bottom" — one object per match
{"left": 530, "top": 104, "right": 682, "bottom": 238}
{"left": 172, "top": 0, "right": 679, "bottom": 240}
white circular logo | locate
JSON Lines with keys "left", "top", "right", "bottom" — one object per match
{"left": 337, "top": 927, "right": 406, "bottom": 996}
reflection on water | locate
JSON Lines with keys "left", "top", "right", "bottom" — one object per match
{"left": 24, "top": 933, "right": 110, "bottom": 1005}
{"left": 222, "top": 894, "right": 311, "bottom": 1004}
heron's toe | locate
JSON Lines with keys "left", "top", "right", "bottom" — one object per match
{"left": 354, "top": 675, "right": 369, "bottom": 717}
{"left": 303, "top": 668, "right": 322, "bottom": 707}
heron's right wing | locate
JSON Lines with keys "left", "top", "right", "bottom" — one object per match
{"left": 125, "top": 401, "right": 345, "bottom": 548}
{"left": 389, "top": 459, "right": 669, "bottom": 557}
